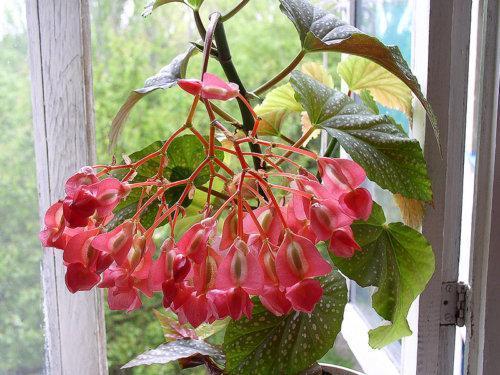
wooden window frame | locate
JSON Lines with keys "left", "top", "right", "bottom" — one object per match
{"left": 25, "top": 0, "right": 498, "bottom": 374}
{"left": 26, "top": 0, "right": 107, "bottom": 373}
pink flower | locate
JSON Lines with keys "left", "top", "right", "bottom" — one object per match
{"left": 39, "top": 201, "right": 67, "bottom": 249}
{"left": 317, "top": 158, "right": 373, "bottom": 220}
{"left": 216, "top": 239, "right": 263, "bottom": 294}
{"left": 178, "top": 73, "right": 239, "bottom": 101}
{"left": 275, "top": 231, "right": 332, "bottom": 287}
{"left": 275, "top": 231, "right": 332, "bottom": 312}
{"left": 177, "top": 218, "right": 216, "bottom": 264}
{"left": 92, "top": 221, "right": 135, "bottom": 266}
{"left": 329, "top": 226, "right": 361, "bottom": 258}
{"left": 285, "top": 278, "right": 323, "bottom": 313}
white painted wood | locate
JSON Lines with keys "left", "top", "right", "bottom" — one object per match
{"left": 413, "top": 0, "right": 472, "bottom": 374}
{"left": 465, "top": 0, "right": 500, "bottom": 373}
{"left": 25, "top": 0, "right": 107, "bottom": 374}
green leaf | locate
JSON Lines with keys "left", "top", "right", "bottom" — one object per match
{"left": 279, "top": 0, "right": 438, "bottom": 146}
{"left": 338, "top": 56, "right": 412, "bottom": 116}
{"left": 121, "top": 339, "right": 224, "bottom": 369}
{"left": 359, "top": 89, "right": 379, "bottom": 114}
{"left": 142, "top": 0, "right": 204, "bottom": 16}
{"left": 109, "top": 46, "right": 197, "bottom": 151}
{"left": 290, "top": 71, "right": 432, "bottom": 202}
{"left": 331, "top": 203, "right": 435, "bottom": 348}
{"left": 223, "top": 272, "right": 347, "bottom": 375}
{"left": 108, "top": 135, "right": 223, "bottom": 229}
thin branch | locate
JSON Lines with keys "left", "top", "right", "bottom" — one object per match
{"left": 221, "top": 0, "right": 250, "bottom": 22}
{"left": 253, "top": 50, "right": 306, "bottom": 96}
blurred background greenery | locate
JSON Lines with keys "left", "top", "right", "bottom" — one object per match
{"left": 0, "top": 0, "right": 362, "bottom": 373}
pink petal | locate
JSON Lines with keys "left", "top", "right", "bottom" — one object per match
{"left": 227, "top": 287, "right": 253, "bottom": 320}
{"left": 275, "top": 231, "right": 332, "bottom": 287}
{"left": 309, "top": 200, "right": 352, "bottom": 241}
{"left": 339, "top": 188, "right": 373, "bottom": 220}
{"left": 216, "top": 240, "right": 263, "bottom": 294}
{"left": 65, "top": 263, "right": 100, "bottom": 293}
{"left": 108, "top": 286, "right": 142, "bottom": 312}
{"left": 329, "top": 227, "right": 361, "bottom": 258}
{"left": 177, "top": 222, "right": 214, "bottom": 264}
{"left": 220, "top": 209, "right": 238, "bottom": 250}
{"left": 91, "top": 221, "right": 134, "bottom": 266}
{"left": 63, "top": 228, "right": 100, "bottom": 266}
{"left": 318, "top": 157, "right": 366, "bottom": 192}
{"left": 201, "top": 73, "right": 239, "bottom": 101}
{"left": 207, "top": 289, "right": 230, "bottom": 320}
{"left": 259, "top": 285, "right": 292, "bottom": 316}
{"left": 177, "top": 78, "right": 203, "bottom": 96}
{"left": 65, "top": 167, "right": 98, "bottom": 198}
{"left": 285, "top": 278, "right": 323, "bottom": 313}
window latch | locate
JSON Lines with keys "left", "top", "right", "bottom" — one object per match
{"left": 440, "top": 281, "right": 469, "bottom": 327}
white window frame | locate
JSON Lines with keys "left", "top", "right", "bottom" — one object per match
{"left": 26, "top": 0, "right": 107, "bottom": 373}
{"left": 25, "top": 0, "right": 498, "bottom": 374}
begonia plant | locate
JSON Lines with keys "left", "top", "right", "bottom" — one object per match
{"left": 39, "top": 0, "right": 437, "bottom": 373}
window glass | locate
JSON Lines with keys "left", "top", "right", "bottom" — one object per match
{"left": 0, "top": 1, "right": 45, "bottom": 373}
{"left": 349, "top": 0, "right": 415, "bottom": 369}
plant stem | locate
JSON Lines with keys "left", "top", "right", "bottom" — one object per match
{"left": 221, "top": 0, "right": 250, "bottom": 22}
{"left": 193, "top": 10, "right": 206, "bottom": 39}
{"left": 212, "top": 20, "right": 264, "bottom": 170}
{"left": 201, "top": 13, "right": 221, "bottom": 77}
{"left": 253, "top": 50, "right": 306, "bottom": 96}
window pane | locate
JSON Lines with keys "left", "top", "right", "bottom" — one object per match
{"left": 0, "top": 1, "right": 45, "bottom": 373}
{"left": 349, "top": 0, "right": 415, "bottom": 370}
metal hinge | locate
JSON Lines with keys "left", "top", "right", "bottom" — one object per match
{"left": 440, "top": 281, "right": 469, "bottom": 327}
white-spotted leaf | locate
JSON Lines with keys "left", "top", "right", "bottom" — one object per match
{"left": 290, "top": 71, "right": 432, "bottom": 202}
{"left": 331, "top": 203, "right": 435, "bottom": 348}
{"left": 279, "top": 0, "right": 439, "bottom": 148}
{"left": 223, "top": 272, "right": 347, "bottom": 375}
{"left": 121, "top": 339, "right": 224, "bottom": 369}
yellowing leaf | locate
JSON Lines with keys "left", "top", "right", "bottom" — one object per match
{"left": 394, "top": 194, "right": 425, "bottom": 229}
{"left": 301, "top": 62, "right": 333, "bottom": 87}
{"left": 338, "top": 56, "right": 413, "bottom": 116}
{"left": 254, "top": 83, "right": 302, "bottom": 115}
{"left": 257, "top": 110, "right": 288, "bottom": 136}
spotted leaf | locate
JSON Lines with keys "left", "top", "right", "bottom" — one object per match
{"left": 331, "top": 203, "right": 435, "bottom": 348}
{"left": 121, "top": 338, "right": 224, "bottom": 369}
{"left": 291, "top": 71, "right": 432, "bottom": 202}
{"left": 279, "top": 0, "right": 438, "bottom": 148}
{"left": 223, "top": 271, "right": 347, "bottom": 375}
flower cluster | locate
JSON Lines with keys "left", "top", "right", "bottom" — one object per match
{"left": 39, "top": 73, "right": 373, "bottom": 328}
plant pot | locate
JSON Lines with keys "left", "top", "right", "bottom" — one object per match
{"left": 320, "top": 363, "right": 365, "bottom": 375}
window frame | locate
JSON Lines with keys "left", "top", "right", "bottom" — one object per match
{"left": 26, "top": 0, "right": 107, "bottom": 373}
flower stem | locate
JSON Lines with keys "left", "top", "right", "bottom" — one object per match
{"left": 212, "top": 21, "right": 264, "bottom": 170}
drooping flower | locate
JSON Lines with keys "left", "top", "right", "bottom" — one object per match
{"left": 178, "top": 73, "right": 239, "bottom": 101}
